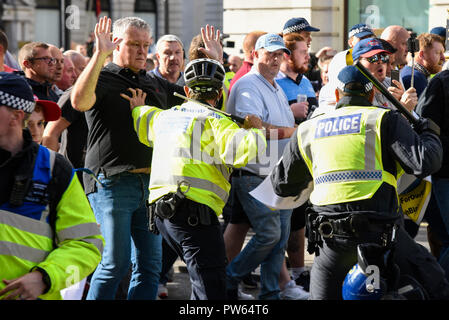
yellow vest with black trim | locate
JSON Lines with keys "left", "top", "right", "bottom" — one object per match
{"left": 297, "top": 106, "right": 398, "bottom": 206}
{"left": 132, "top": 101, "right": 266, "bottom": 215}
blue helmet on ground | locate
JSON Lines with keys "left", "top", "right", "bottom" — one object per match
{"left": 342, "top": 262, "right": 383, "bottom": 300}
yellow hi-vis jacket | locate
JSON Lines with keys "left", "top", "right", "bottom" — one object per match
{"left": 0, "top": 146, "right": 104, "bottom": 300}
{"left": 132, "top": 101, "right": 266, "bottom": 215}
{"left": 297, "top": 106, "right": 400, "bottom": 206}
{"left": 221, "top": 71, "right": 235, "bottom": 111}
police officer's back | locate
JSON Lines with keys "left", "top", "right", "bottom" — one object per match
{"left": 271, "top": 65, "right": 449, "bottom": 300}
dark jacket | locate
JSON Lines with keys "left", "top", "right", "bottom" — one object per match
{"left": 416, "top": 70, "right": 449, "bottom": 178}
{"left": 271, "top": 95, "right": 442, "bottom": 221}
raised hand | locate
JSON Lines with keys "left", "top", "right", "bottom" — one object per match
{"left": 198, "top": 25, "right": 223, "bottom": 63}
{"left": 95, "top": 16, "right": 122, "bottom": 57}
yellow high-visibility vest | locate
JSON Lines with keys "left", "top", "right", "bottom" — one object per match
{"left": 132, "top": 101, "right": 266, "bottom": 215}
{"left": 297, "top": 106, "right": 398, "bottom": 205}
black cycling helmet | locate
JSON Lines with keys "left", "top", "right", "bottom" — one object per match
{"left": 183, "top": 58, "right": 225, "bottom": 93}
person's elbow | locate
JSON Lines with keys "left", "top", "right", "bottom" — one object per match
{"left": 71, "top": 91, "right": 96, "bottom": 112}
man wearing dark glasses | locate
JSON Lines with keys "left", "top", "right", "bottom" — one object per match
{"left": 17, "top": 42, "right": 60, "bottom": 102}
{"left": 352, "top": 38, "right": 417, "bottom": 112}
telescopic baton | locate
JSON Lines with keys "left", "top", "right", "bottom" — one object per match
{"left": 173, "top": 92, "right": 246, "bottom": 124}
{"left": 354, "top": 61, "right": 419, "bottom": 126}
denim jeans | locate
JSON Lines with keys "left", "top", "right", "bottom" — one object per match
{"left": 429, "top": 177, "right": 449, "bottom": 280}
{"left": 86, "top": 172, "right": 162, "bottom": 300}
{"left": 226, "top": 175, "right": 292, "bottom": 300}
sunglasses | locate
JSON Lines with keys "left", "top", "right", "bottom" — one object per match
{"left": 363, "top": 54, "right": 390, "bottom": 64}
{"left": 30, "top": 56, "right": 57, "bottom": 66}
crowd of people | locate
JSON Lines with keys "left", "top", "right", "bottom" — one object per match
{"left": 1, "top": 11, "right": 449, "bottom": 301}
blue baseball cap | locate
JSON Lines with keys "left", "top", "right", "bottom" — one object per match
{"left": 282, "top": 17, "right": 320, "bottom": 35}
{"left": 348, "top": 23, "right": 374, "bottom": 39}
{"left": 0, "top": 72, "right": 35, "bottom": 113}
{"left": 255, "top": 33, "right": 291, "bottom": 54}
{"left": 352, "top": 38, "right": 391, "bottom": 61}
{"left": 337, "top": 65, "right": 373, "bottom": 94}
{"left": 430, "top": 26, "right": 446, "bottom": 39}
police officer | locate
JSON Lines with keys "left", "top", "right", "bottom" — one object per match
{"left": 270, "top": 65, "right": 449, "bottom": 300}
{"left": 121, "top": 58, "right": 266, "bottom": 300}
{"left": 0, "top": 72, "right": 104, "bottom": 300}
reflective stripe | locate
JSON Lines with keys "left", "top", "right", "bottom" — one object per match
{"left": 315, "top": 170, "right": 382, "bottom": 185}
{"left": 135, "top": 108, "right": 157, "bottom": 143}
{"left": 80, "top": 238, "right": 104, "bottom": 254}
{"left": 168, "top": 175, "right": 228, "bottom": 201}
{"left": 364, "top": 109, "right": 383, "bottom": 170}
{"left": 57, "top": 223, "right": 101, "bottom": 243}
{"left": 0, "top": 241, "right": 49, "bottom": 263}
{"left": 174, "top": 147, "right": 230, "bottom": 180}
{"left": 0, "top": 209, "right": 53, "bottom": 238}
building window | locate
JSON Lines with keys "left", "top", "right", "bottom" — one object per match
{"left": 134, "top": 0, "right": 157, "bottom": 36}
{"left": 34, "top": 0, "right": 60, "bottom": 46}
{"left": 347, "top": 0, "right": 429, "bottom": 35}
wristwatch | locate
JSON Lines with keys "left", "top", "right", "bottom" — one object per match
{"left": 32, "top": 267, "right": 51, "bottom": 294}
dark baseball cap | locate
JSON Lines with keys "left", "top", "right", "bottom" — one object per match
{"left": 0, "top": 72, "right": 35, "bottom": 113}
{"left": 337, "top": 65, "right": 373, "bottom": 94}
{"left": 282, "top": 17, "right": 320, "bottom": 35}
{"left": 352, "top": 38, "right": 392, "bottom": 61}
{"left": 348, "top": 23, "right": 374, "bottom": 39}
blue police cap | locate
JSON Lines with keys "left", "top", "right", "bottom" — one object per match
{"left": 0, "top": 72, "right": 35, "bottom": 113}
{"left": 337, "top": 65, "right": 373, "bottom": 94}
{"left": 282, "top": 17, "right": 320, "bottom": 35}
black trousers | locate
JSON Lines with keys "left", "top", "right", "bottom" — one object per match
{"left": 309, "top": 224, "right": 449, "bottom": 300}
{"left": 155, "top": 199, "right": 227, "bottom": 300}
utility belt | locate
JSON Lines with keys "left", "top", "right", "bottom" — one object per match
{"left": 305, "top": 210, "right": 398, "bottom": 256}
{"left": 146, "top": 181, "right": 217, "bottom": 234}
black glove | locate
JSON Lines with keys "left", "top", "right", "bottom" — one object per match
{"left": 413, "top": 117, "right": 440, "bottom": 136}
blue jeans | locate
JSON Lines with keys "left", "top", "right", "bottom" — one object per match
{"left": 226, "top": 175, "right": 292, "bottom": 300}
{"left": 86, "top": 172, "right": 162, "bottom": 300}
{"left": 430, "top": 177, "right": 449, "bottom": 280}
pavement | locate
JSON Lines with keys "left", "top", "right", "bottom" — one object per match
{"left": 158, "top": 220, "right": 431, "bottom": 300}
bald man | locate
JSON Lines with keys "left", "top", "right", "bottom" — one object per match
{"left": 48, "top": 45, "right": 64, "bottom": 84}
{"left": 381, "top": 25, "right": 410, "bottom": 69}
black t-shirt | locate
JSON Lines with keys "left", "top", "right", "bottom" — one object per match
{"left": 58, "top": 87, "right": 87, "bottom": 170}
{"left": 83, "top": 62, "right": 185, "bottom": 194}
{"left": 25, "top": 77, "right": 60, "bottom": 102}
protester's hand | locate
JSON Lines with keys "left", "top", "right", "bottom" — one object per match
{"left": 198, "top": 25, "right": 223, "bottom": 63}
{"left": 95, "top": 16, "right": 122, "bottom": 57}
{"left": 120, "top": 88, "right": 147, "bottom": 110}
{"left": 387, "top": 79, "right": 404, "bottom": 101}
{"left": 0, "top": 271, "right": 47, "bottom": 300}
{"left": 290, "top": 102, "right": 309, "bottom": 119}
{"left": 400, "top": 87, "right": 418, "bottom": 112}
{"left": 243, "top": 115, "right": 263, "bottom": 130}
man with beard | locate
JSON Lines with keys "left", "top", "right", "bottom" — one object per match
{"left": 277, "top": 33, "right": 318, "bottom": 123}
{"left": 151, "top": 34, "right": 185, "bottom": 85}
{"left": 401, "top": 33, "right": 445, "bottom": 98}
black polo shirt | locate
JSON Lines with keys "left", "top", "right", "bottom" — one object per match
{"left": 83, "top": 62, "right": 185, "bottom": 194}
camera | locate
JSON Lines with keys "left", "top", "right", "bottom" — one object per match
{"left": 407, "top": 32, "right": 419, "bottom": 55}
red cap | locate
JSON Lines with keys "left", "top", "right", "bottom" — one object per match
{"left": 33, "top": 95, "right": 61, "bottom": 121}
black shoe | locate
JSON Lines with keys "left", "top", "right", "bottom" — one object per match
{"left": 242, "top": 273, "right": 258, "bottom": 289}
{"left": 294, "top": 270, "right": 310, "bottom": 292}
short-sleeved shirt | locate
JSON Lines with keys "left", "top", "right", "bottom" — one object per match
{"left": 227, "top": 67, "right": 295, "bottom": 177}
{"left": 83, "top": 62, "right": 184, "bottom": 194}
{"left": 275, "top": 72, "right": 316, "bottom": 104}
